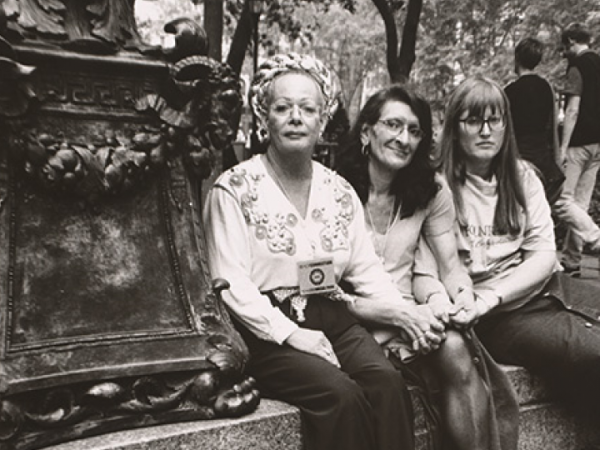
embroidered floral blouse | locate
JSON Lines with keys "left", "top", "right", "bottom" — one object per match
{"left": 203, "top": 155, "right": 399, "bottom": 344}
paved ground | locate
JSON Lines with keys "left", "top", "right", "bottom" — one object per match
{"left": 571, "top": 252, "right": 600, "bottom": 280}
{"left": 557, "top": 252, "right": 600, "bottom": 290}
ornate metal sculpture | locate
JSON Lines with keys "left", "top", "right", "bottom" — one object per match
{"left": 0, "top": 2, "right": 258, "bottom": 449}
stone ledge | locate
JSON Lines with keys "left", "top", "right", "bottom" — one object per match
{"left": 503, "top": 365, "right": 552, "bottom": 405}
{"left": 519, "top": 403, "right": 600, "bottom": 450}
{"left": 42, "top": 365, "right": 600, "bottom": 450}
{"left": 43, "top": 400, "right": 302, "bottom": 450}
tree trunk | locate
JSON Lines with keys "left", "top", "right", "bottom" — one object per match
{"left": 204, "top": 0, "right": 224, "bottom": 62}
{"left": 371, "top": 0, "right": 401, "bottom": 82}
{"left": 397, "top": 0, "right": 422, "bottom": 82}
{"left": 226, "top": 0, "right": 252, "bottom": 75}
{"left": 371, "top": 0, "right": 423, "bottom": 84}
{"left": 223, "top": 0, "right": 258, "bottom": 167}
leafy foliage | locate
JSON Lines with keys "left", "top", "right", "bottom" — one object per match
{"left": 136, "top": 0, "right": 600, "bottom": 116}
{"left": 414, "top": 0, "right": 600, "bottom": 112}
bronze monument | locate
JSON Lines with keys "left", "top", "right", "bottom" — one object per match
{"left": 0, "top": 1, "right": 258, "bottom": 449}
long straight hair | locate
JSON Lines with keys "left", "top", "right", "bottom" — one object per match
{"left": 337, "top": 85, "right": 437, "bottom": 218}
{"left": 439, "top": 76, "right": 526, "bottom": 235}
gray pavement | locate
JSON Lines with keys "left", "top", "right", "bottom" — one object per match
{"left": 580, "top": 253, "right": 600, "bottom": 279}
{"left": 561, "top": 252, "right": 600, "bottom": 282}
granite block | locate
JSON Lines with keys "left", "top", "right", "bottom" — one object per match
{"left": 503, "top": 365, "right": 552, "bottom": 405}
{"left": 43, "top": 399, "right": 302, "bottom": 450}
{"left": 42, "top": 367, "right": 600, "bottom": 450}
{"left": 518, "top": 403, "right": 600, "bottom": 450}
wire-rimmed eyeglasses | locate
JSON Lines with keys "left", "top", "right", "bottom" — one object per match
{"left": 377, "top": 119, "right": 425, "bottom": 141}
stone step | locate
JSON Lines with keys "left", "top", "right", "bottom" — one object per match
{"left": 503, "top": 365, "right": 552, "bottom": 405}
{"left": 44, "top": 366, "right": 600, "bottom": 450}
{"left": 504, "top": 365, "right": 600, "bottom": 450}
{"left": 43, "top": 400, "right": 303, "bottom": 450}
{"left": 518, "top": 403, "right": 600, "bottom": 450}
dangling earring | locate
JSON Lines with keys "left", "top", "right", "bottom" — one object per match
{"left": 257, "top": 126, "right": 269, "bottom": 143}
{"left": 361, "top": 143, "right": 370, "bottom": 156}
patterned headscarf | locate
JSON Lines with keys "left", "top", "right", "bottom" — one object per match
{"left": 249, "top": 53, "right": 340, "bottom": 142}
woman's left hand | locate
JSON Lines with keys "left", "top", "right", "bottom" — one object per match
{"left": 449, "top": 287, "right": 479, "bottom": 327}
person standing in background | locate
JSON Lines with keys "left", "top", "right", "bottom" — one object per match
{"left": 505, "top": 37, "right": 564, "bottom": 203}
{"left": 554, "top": 23, "right": 600, "bottom": 277}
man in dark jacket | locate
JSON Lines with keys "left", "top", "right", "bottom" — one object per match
{"left": 505, "top": 37, "right": 563, "bottom": 203}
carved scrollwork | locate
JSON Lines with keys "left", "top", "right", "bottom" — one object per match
{"left": 0, "top": 400, "right": 23, "bottom": 441}
{"left": 0, "top": 6, "right": 258, "bottom": 448}
{"left": 0, "top": 372, "right": 259, "bottom": 442}
{"left": 2, "top": 13, "right": 241, "bottom": 199}
{"left": 136, "top": 55, "right": 242, "bottom": 180}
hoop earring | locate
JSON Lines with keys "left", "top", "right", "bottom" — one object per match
{"left": 361, "top": 143, "right": 370, "bottom": 157}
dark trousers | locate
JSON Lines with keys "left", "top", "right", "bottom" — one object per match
{"left": 476, "top": 273, "right": 600, "bottom": 409}
{"left": 237, "top": 297, "right": 414, "bottom": 450}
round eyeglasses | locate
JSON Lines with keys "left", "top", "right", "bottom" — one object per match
{"left": 459, "top": 115, "right": 506, "bottom": 134}
{"left": 377, "top": 119, "right": 425, "bottom": 141}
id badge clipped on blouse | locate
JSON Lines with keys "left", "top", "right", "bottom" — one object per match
{"left": 297, "top": 257, "right": 335, "bottom": 296}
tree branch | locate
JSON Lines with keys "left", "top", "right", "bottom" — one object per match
{"left": 226, "top": 0, "right": 252, "bottom": 75}
{"left": 371, "top": 0, "right": 400, "bottom": 81}
{"left": 204, "top": 0, "right": 224, "bottom": 61}
{"left": 397, "top": 0, "right": 422, "bottom": 83}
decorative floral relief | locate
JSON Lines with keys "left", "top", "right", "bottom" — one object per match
{"left": 2, "top": 0, "right": 148, "bottom": 53}
{"left": 14, "top": 126, "right": 172, "bottom": 199}
{"left": 2, "top": 17, "right": 242, "bottom": 201}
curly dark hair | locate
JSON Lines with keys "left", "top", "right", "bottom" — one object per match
{"left": 336, "top": 84, "right": 438, "bottom": 218}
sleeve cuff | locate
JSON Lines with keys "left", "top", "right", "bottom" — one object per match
{"left": 269, "top": 315, "right": 300, "bottom": 345}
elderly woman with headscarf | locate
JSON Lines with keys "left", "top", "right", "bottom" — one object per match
{"left": 203, "top": 54, "right": 444, "bottom": 450}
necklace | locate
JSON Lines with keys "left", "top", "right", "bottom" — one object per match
{"left": 366, "top": 198, "right": 398, "bottom": 264}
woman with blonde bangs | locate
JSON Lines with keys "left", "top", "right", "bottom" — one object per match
{"left": 415, "top": 75, "right": 600, "bottom": 423}
{"left": 441, "top": 77, "right": 527, "bottom": 240}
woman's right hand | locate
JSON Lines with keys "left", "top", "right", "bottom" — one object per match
{"left": 425, "top": 292, "right": 460, "bottom": 324}
{"left": 284, "top": 328, "right": 340, "bottom": 367}
{"left": 395, "top": 304, "right": 446, "bottom": 354}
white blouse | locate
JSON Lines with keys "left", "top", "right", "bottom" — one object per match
{"left": 203, "top": 155, "right": 399, "bottom": 344}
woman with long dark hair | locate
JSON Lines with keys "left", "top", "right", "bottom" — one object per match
{"left": 337, "top": 84, "right": 518, "bottom": 450}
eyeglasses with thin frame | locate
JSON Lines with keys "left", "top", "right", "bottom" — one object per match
{"left": 377, "top": 118, "right": 425, "bottom": 141}
{"left": 458, "top": 115, "right": 506, "bottom": 134}
{"left": 269, "top": 101, "right": 322, "bottom": 119}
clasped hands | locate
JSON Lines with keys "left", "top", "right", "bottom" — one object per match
{"left": 422, "top": 286, "right": 501, "bottom": 332}
{"left": 283, "top": 288, "right": 501, "bottom": 366}
{"left": 401, "top": 287, "right": 500, "bottom": 354}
